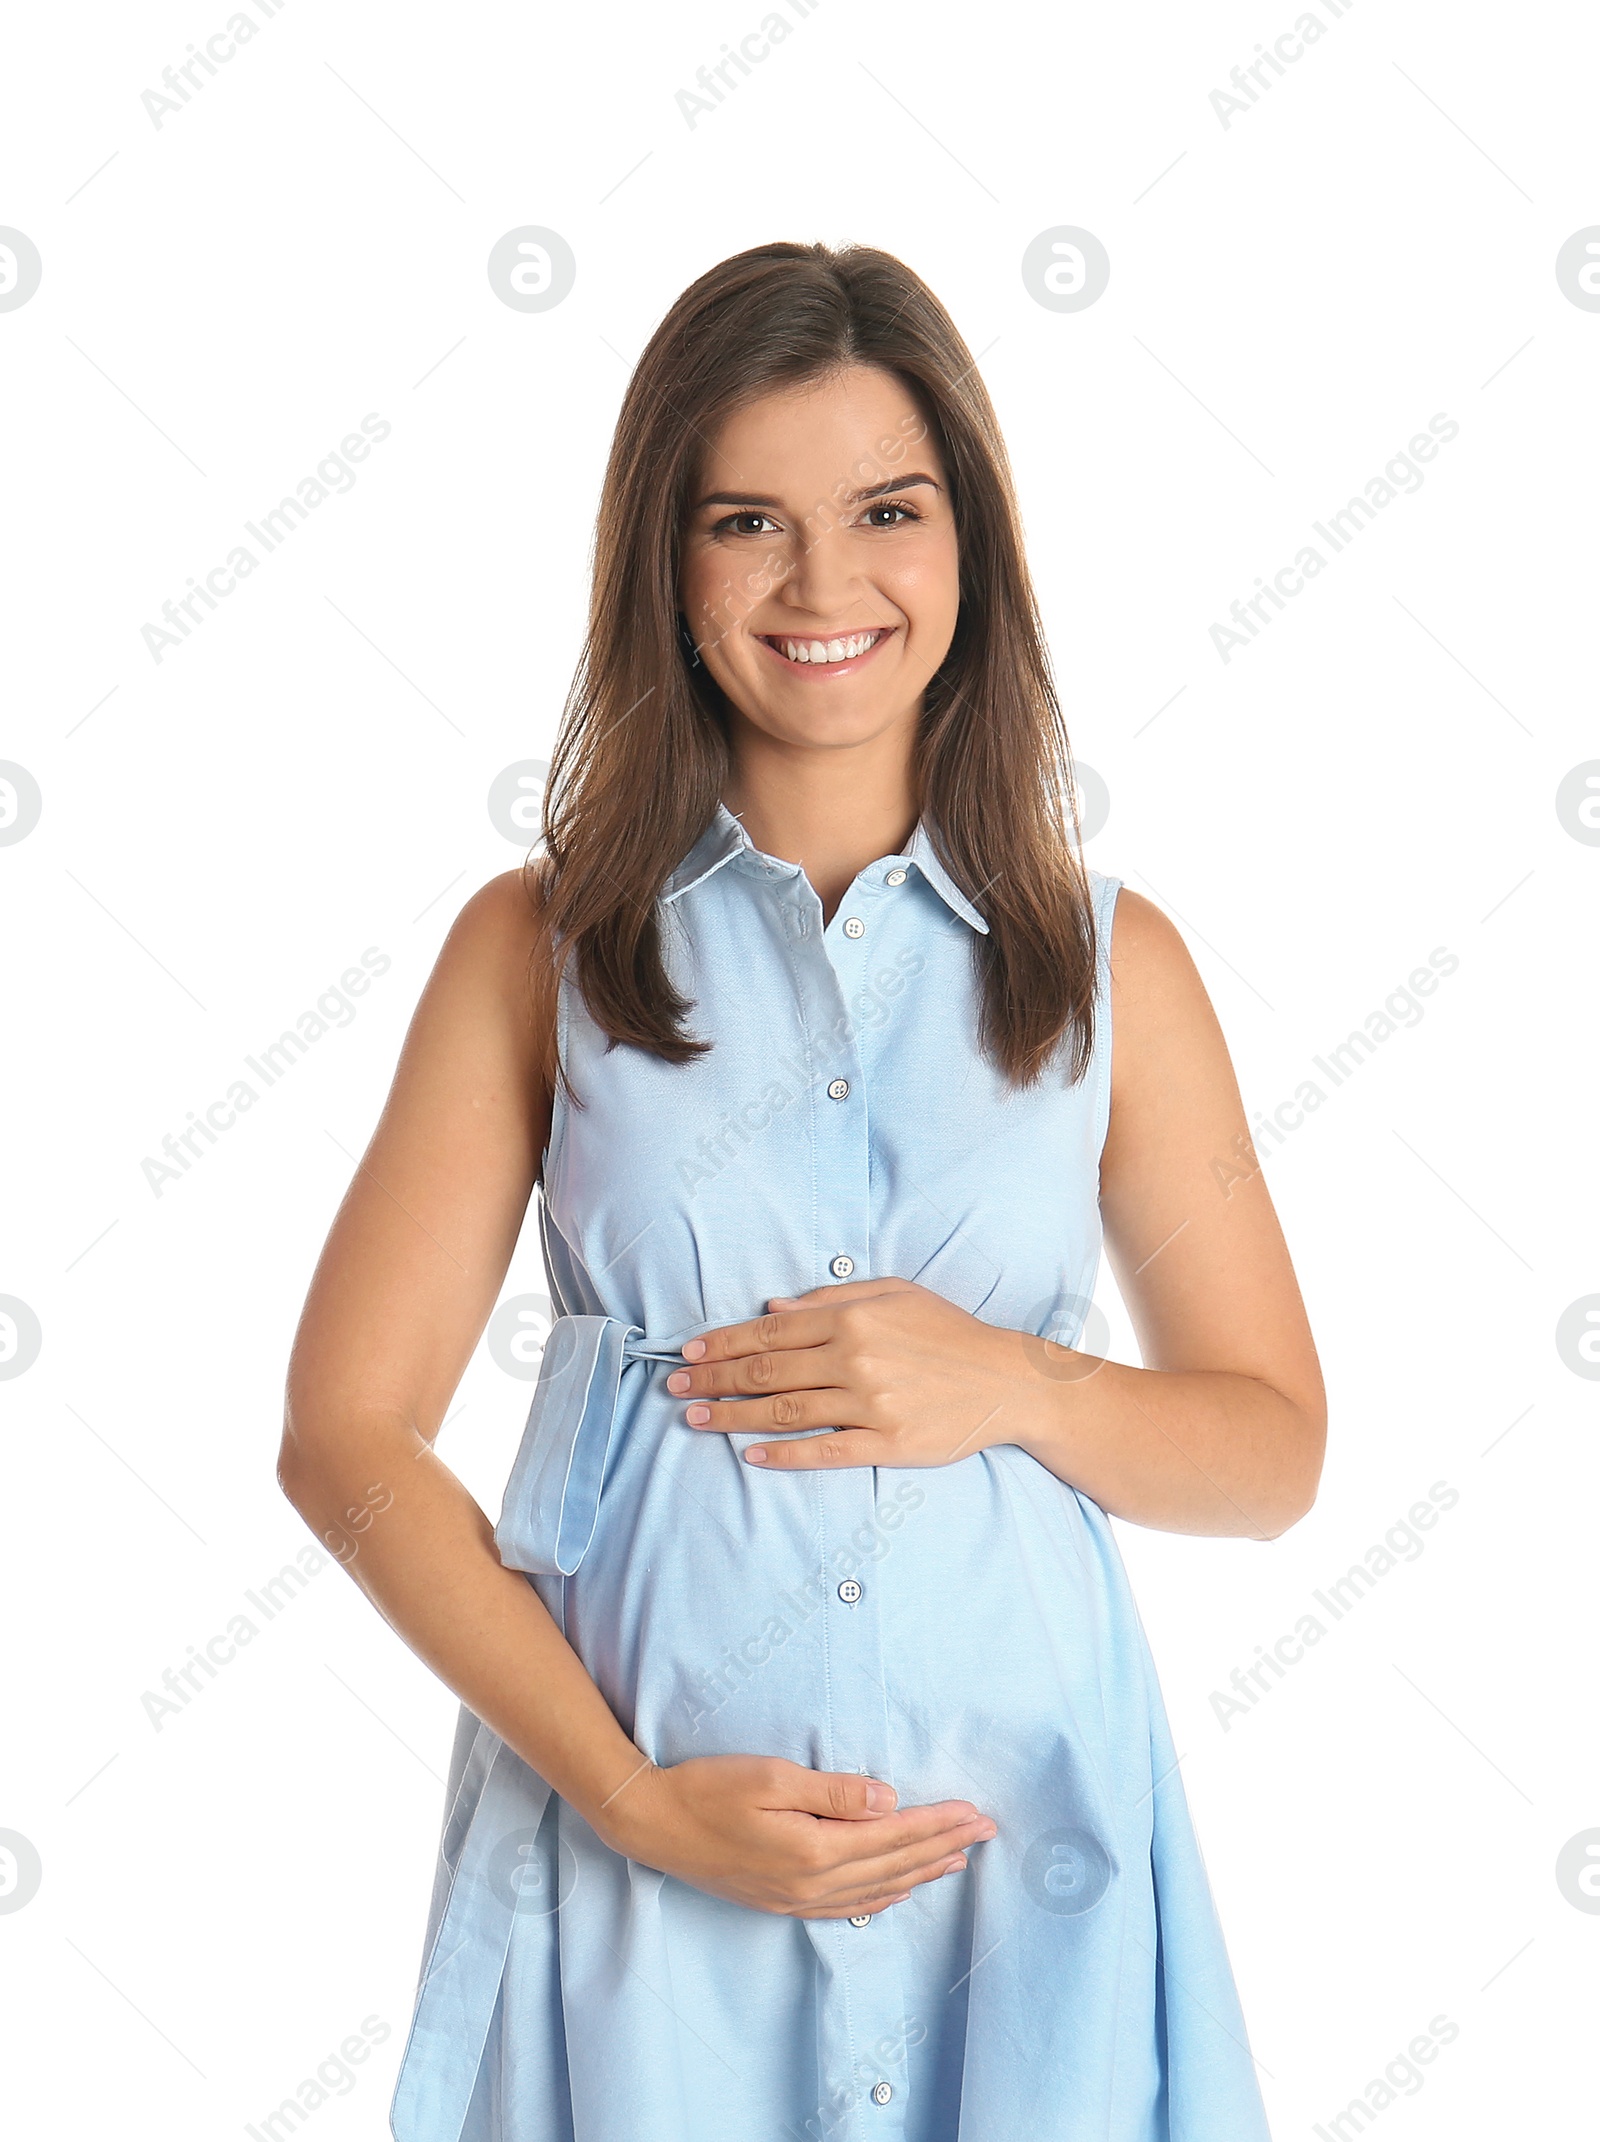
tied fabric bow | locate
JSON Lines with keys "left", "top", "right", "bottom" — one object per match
{"left": 495, "top": 1314, "right": 693, "bottom": 1576}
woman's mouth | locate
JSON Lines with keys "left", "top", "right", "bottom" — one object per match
{"left": 757, "top": 627, "right": 893, "bottom": 675}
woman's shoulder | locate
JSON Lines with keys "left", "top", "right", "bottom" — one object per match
{"left": 443, "top": 865, "right": 552, "bottom": 959}
{"left": 1097, "top": 881, "right": 1228, "bottom": 1098}
{"left": 447, "top": 865, "right": 546, "bottom": 945}
{"left": 1099, "top": 880, "right": 1201, "bottom": 991}
{"left": 421, "top": 867, "right": 552, "bottom": 1029}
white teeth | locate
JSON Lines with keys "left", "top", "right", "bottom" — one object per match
{"left": 773, "top": 630, "right": 883, "bottom": 665}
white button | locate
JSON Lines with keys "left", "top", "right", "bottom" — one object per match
{"left": 885, "top": 868, "right": 907, "bottom": 885}
{"left": 830, "top": 1254, "right": 855, "bottom": 1278}
{"left": 842, "top": 916, "right": 865, "bottom": 938}
{"left": 848, "top": 1913, "right": 871, "bottom": 1927}
{"left": 827, "top": 1078, "right": 850, "bottom": 1100}
{"left": 871, "top": 2081, "right": 893, "bottom": 2106}
{"left": 838, "top": 1578, "right": 862, "bottom": 1604}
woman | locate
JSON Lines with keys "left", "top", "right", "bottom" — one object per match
{"left": 279, "top": 240, "right": 1324, "bottom": 2141}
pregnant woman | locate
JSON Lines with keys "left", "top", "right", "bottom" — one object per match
{"left": 278, "top": 241, "right": 1324, "bottom": 2141}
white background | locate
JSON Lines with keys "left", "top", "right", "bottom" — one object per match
{"left": 2, "top": 1, "right": 1595, "bottom": 2135}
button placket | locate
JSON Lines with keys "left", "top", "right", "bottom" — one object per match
{"left": 787, "top": 872, "right": 909, "bottom": 2139}
{"left": 818, "top": 870, "right": 884, "bottom": 1286}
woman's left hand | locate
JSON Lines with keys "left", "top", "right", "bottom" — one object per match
{"left": 666, "top": 1278, "right": 1056, "bottom": 1470}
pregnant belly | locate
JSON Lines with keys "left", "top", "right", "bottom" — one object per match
{"left": 544, "top": 1390, "right": 1149, "bottom": 1825}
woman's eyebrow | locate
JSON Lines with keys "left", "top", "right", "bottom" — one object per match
{"left": 691, "top": 472, "right": 942, "bottom": 512}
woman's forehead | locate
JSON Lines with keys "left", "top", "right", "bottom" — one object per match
{"left": 689, "top": 370, "right": 940, "bottom": 501}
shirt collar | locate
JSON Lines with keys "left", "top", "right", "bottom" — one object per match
{"left": 660, "top": 801, "right": 990, "bottom": 934}
{"left": 902, "top": 817, "right": 991, "bottom": 934}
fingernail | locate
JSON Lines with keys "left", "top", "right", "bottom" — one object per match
{"left": 686, "top": 1404, "right": 710, "bottom": 1426}
{"left": 744, "top": 1446, "right": 768, "bottom": 1464}
{"left": 942, "top": 1856, "right": 968, "bottom": 1874}
{"left": 666, "top": 1370, "right": 690, "bottom": 1393}
{"left": 888, "top": 1892, "right": 912, "bottom": 1905}
{"left": 682, "top": 1339, "right": 706, "bottom": 1360}
{"left": 768, "top": 1296, "right": 794, "bottom": 1307}
{"left": 975, "top": 1823, "right": 997, "bottom": 1841}
{"left": 865, "top": 1783, "right": 896, "bottom": 1812}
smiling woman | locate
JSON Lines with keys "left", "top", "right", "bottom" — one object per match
{"left": 277, "top": 239, "right": 1323, "bottom": 2142}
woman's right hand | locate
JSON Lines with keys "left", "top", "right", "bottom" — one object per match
{"left": 594, "top": 1753, "right": 997, "bottom": 1918}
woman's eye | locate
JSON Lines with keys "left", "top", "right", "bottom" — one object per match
{"left": 714, "top": 511, "right": 780, "bottom": 537}
{"left": 865, "top": 500, "right": 919, "bottom": 527}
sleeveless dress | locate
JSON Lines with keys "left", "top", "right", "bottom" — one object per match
{"left": 389, "top": 803, "right": 1272, "bottom": 2142}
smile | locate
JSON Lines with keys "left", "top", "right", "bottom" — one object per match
{"left": 758, "top": 628, "right": 893, "bottom": 673}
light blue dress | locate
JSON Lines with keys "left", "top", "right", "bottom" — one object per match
{"left": 389, "top": 803, "right": 1271, "bottom": 2141}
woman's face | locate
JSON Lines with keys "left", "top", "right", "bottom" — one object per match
{"left": 678, "top": 364, "right": 960, "bottom": 756}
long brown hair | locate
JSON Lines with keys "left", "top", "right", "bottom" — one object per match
{"left": 527, "top": 240, "right": 1098, "bottom": 1098}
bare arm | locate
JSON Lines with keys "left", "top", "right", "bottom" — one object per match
{"left": 1015, "top": 885, "right": 1327, "bottom": 1536}
{"left": 277, "top": 873, "right": 992, "bottom": 1913}
{"left": 277, "top": 873, "right": 654, "bottom": 1821}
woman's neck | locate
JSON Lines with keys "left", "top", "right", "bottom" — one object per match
{"left": 722, "top": 744, "right": 920, "bottom": 925}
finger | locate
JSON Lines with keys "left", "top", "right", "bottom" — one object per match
{"left": 682, "top": 1390, "right": 856, "bottom": 1437}
{"left": 823, "top": 1856, "right": 969, "bottom": 1913}
{"left": 794, "top": 1850, "right": 966, "bottom": 1917}
{"left": 798, "top": 1875, "right": 931, "bottom": 1919}
{"left": 680, "top": 1307, "right": 834, "bottom": 1365}
{"left": 771, "top": 1772, "right": 980, "bottom": 1835}
{"left": 806, "top": 1825, "right": 992, "bottom": 1907}
{"left": 767, "top": 1768, "right": 899, "bottom": 1821}
{"left": 816, "top": 1806, "right": 996, "bottom": 1871}
{"left": 855, "top": 1886, "right": 916, "bottom": 1915}
{"left": 804, "top": 1807, "right": 995, "bottom": 1873}
{"left": 667, "top": 1344, "right": 840, "bottom": 1401}
{"left": 818, "top": 1824, "right": 993, "bottom": 1893}
{"left": 743, "top": 1427, "right": 890, "bottom": 1470}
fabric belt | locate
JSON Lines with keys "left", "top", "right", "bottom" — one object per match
{"left": 493, "top": 1312, "right": 693, "bottom": 1576}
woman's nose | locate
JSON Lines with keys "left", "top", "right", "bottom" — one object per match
{"left": 778, "top": 521, "right": 869, "bottom": 625}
